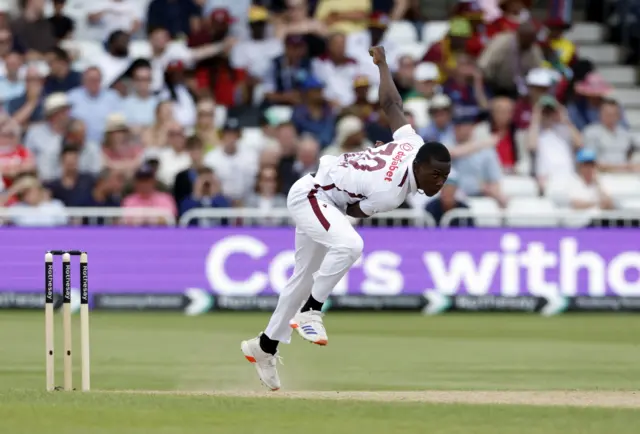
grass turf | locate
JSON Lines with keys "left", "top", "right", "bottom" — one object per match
{"left": 1, "top": 312, "right": 639, "bottom": 433}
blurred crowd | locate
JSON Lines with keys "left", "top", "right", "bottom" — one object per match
{"left": 0, "top": 0, "right": 637, "bottom": 227}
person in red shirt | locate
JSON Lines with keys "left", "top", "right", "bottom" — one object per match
{"left": 452, "top": 0, "right": 488, "bottom": 57}
{"left": 486, "top": 0, "right": 533, "bottom": 37}
{"left": 0, "top": 115, "right": 35, "bottom": 188}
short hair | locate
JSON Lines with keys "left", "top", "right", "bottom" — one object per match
{"left": 601, "top": 98, "right": 619, "bottom": 109}
{"left": 186, "top": 135, "right": 203, "bottom": 149}
{"left": 415, "top": 141, "right": 451, "bottom": 164}
{"left": 60, "top": 145, "right": 79, "bottom": 159}
{"left": 197, "top": 166, "right": 213, "bottom": 176}
{"left": 49, "top": 47, "right": 70, "bottom": 62}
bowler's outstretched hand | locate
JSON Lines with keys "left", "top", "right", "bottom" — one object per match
{"left": 369, "top": 46, "right": 386, "bottom": 66}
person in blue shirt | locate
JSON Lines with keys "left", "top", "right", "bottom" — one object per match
{"left": 291, "top": 75, "right": 336, "bottom": 148}
{"left": 179, "top": 167, "right": 231, "bottom": 225}
{"left": 43, "top": 47, "right": 81, "bottom": 95}
{"left": 146, "top": 0, "right": 202, "bottom": 39}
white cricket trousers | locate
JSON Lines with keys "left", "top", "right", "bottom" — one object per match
{"left": 264, "top": 174, "right": 364, "bottom": 343}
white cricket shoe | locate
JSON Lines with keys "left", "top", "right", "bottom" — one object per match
{"left": 241, "top": 335, "right": 282, "bottom": 391}
{"left": 290, "top": 310, "right": 328, "bottom": 345}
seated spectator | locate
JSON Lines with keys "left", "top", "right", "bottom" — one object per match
{"left": 0, "top": 29, "right": 24, "bottom": 67}
{"left": 173, "top": 135, "right": 206, "bottom": 206}
{"left": 95, "top": 30, "right": 134, "bottom": 92}
{"left": 259, "top": 145, "right": 282, "bottom": 170}
{"left": 10, "top": 0, "right": 57, "bottom": 59}
{"left": 513, "top": 67, "right": 554, "bottom": 129}
{"left": 122, "top": 63, "right": 159, "bottom": 134}
{"left": 193, "top": 100, "right": 219, "bottom": 151}
{"left": 178, "top": 167, "right": 231, "bottom": 219}
{"left": 43, "top": 47, "right": 81, "bottom": 95}
{"left": 245, "top": 166, "right": 288, "bottom": 225}
{"left": 541, "top": 18, "right": 577, "bottom": 76}
{"left": 393, "top": 55, "right": 416, "bottom": 100}
{"left": 203, "top": 117, "right": 258, "bottom": 204}
{"left": 263, "top": 34, "right": 313, "bottom": 106}
{"left": 291, "top": 75, "right": 336, "bottom": 148}
{"left": 87, "top": 0, "right": 142, "bottom": 43}
{"left": 159, "top": 61, "right": 198, "bottom": 128}
{"left": 122, "top": 164, "right": 177, "bottom": 226}
{"left": 6, "top": 176, "right": 67, "bottom": 227}
{"left": 146, "top": 0, "right": 201, "bottom": 39}
{"left": 405, "top": 62, "right": 439, "bottom": 101}
{"left": 341, "top": 75, "right": 376, "bottom": 122}
{"left": 48, "top": 0, "right": 74, "bottom": 41}
{"left": 312, "top": 32, "right": 360, "bottom": 107}
{"left": 527, "top": 95, "right": 582, "bottom": 190}
{"left": 276, "top": 0, "right": 327, "bottom": 59}
{"left": 347, "top": 12, "right": 398, "bottom": 85}
{"left": 426, "top": 172, "right": 474, "bottom": 227}
{"left": 475, "top": 97, "right": 518, "bottom": 172}
{"left": 314, "top": 0, "right": 370, "bottom": 35}
{"left": 583, "top": 99, "right": 640, "bottom": 172}
{"left": 286, "top": 134, "right": 319, "bottom": 183}
{"left": 141, "top": 100, "right": 174, "bottom": 147}
{"left": 478, "top": 21, "right": 543, "bottom": 97}
{"left": 0, "top": 52, "right": 25, "bottom": 103}
{"left": 365, "top": 107, "right": 393, "bottom": 144}
{"left": 446, "top": 114, "right": 506, "bottom": 206}
{"left": 442, "top": 52, "right": 489, "bottom": 119}
{"left": 68, "top": 67, "right": 123, "bottom": 143}
{"left": 276, "top": 121, "right": 300, "bottom": 193}
{"left": 7, "top": 64, "right": 45, "bottom": 127}
{"left": 0, "top": 115, "right": 34, "bottom": 187}
{"left": 64, "top": 119, "right": 104, "bottom": 176}
{"left": 486, "top": 0, "right": 532, "bottom": 37}
{"left": 102, "top": 113, "right": 144, "bottom": 178}
{"left": 79, "top": 169, "right": 124, "bottom": 208}
{"left": 422, "top": 18, "right": 474, "bottom": 83}
{"left": 157, "top": 122, "right": 192, "bottom": 187}
{"left": 546, "top": 148, "right": 615, "bottom": 226}
{"left": 322, "top": 115, "right": 371, "bottom": 156}
{"left": 420, "top": 95, "right": 455, "bottom": 144}
{"left": 23, "top": 93, "right": 71, "bottom": 182}
{"left": 45, "top": 146, "right": 95, "bottom": 206}
{"left": 567, "top": 72, "right": 626, "bottom": 130}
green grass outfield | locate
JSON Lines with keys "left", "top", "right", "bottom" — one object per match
{"left": 1, "top": 312, "right": 640, "bottom": 433}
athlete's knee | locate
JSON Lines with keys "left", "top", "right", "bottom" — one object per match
{"left": 335, "top": 234, "right": 364, "bottom": 261}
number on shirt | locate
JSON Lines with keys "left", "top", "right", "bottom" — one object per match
{"left": 343, "top": 143, "right": 399, "bottom": 172}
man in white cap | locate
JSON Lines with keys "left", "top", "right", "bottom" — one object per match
{"left": 514, "top": 67, "right": 555, "bottom": 129}
{"left": 405, "top": 62, "right": 440, "bottom": 101}
{"left": 321, "top": 115, "right": 371, "bottom": 156}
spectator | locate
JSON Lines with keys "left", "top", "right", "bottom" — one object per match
{"left": 122, "top": 63, "right": 159, "bottom": 134}
{"left": 11, "top": 0, "right": 57, "bottom": 59}
{"left": 342, "top": 75, "right": 376, "bottom": 122}
{"left": 0, "top": 115, "right": 34, "bottom": 187}
{"left": 0, "top": 51, "right": 25, "bottom": 103}
{"left": 314, "top": 0, "right": 370, "bottom": 34}
{"left": 455, "top": 0, "right": 490, "bottom": 57}
{"left": 259, "top": 145, "right": 282, "bottom": 169}
{"left": 513, "top": 67, "right": 554, "bottom": 129}
{"left": 68, "top": 67, "right": 123, "bottom": 143}
{"left": 567, "top": 72, "right": 626, "bottom": 130}
{"left": 179, "top": 166, "right": 231, "bottom": 221}
{"left": 146, "top": 0, "right": 201, "bottom": 39}
{"left": 245, "top": 166, "right": 287, "bottom": 225}
{"left": 7, "top": 64, "right": 45, "bottom": 127}
{"left": 63, "top": 118, "right": 104, "bottom": 176}
{"left": 157, "top": 122, "right": 191, "bottom": 187}
{"left": 541, "top": 18, "right": 577, "bottom": 74}
{"left": 43, "top": 47, "right": 81, "bottom": 95}
{"left": 546, "top": 148, "right": 615, "bottom": 227}
{"left": 422, "top": 18, "right": 474, "bottom": 83}
{"left": 291, "top": 75, "right": 336, "bottom": 148}
{"left": 23, "top": 93, "right": 72, "bottom": 182}
{"left": 201, "top": 1, "right": 252, "bottom": 40}
{"left": 48, "top": 0, "right": 74, "bottom": 41}
{"left": 475, "top": 96, "right": 518, "bottom": 172}
{"left": 203, "top": 117, "right": 258, "bottom": 204}
{"left": 442, "top": 52, "right": 489, "bottom": 119}
{"left": 173, "top": 135, "right": 207, "bottom": 206}
{"left": 4, "top": 176, "right": 67, "bottom": 226}
{"left": 347, "top": 12, "right": 398, "bottom": 85}
{"left": 420, "top": 94, "right": 454, "bottom": 144}
{"left": 101, "top": 113, "right": 144, "bottom": 178}
{"left": 478, "top": 20, "right": 543, "bottom": 97}
{"left": 159, "top": 61, "right": 197, "bottom": 128}
{"left": 95, "top": 30, "right": 134, "bottom": 91}
{"left": 141, "top": 100, "right": 174, "bottom": 148}
{"left": 249, "top": 113, "right": 280, "bottom": 152}
{"left": 79, "top": 168, "right": 124, "bottom": 208}
{"left": 275, "top": 121, "right": 299, "bottom": 193}
{"left": 44, "top": 146, "right": 95, "bottom": 206}
{"left": 446, "top": 114, "right": 506, "bottom": 206}
{"left": 322, "top": 115, "right": 370, "bottom": 156}
{"left": 275, "top": 0, "right": 327, "bottom": 58}
{"left": 426, "top": 172, "right": 474, "bottom": 227}
{"left": 0, "top": 29, "right": 24, "bottom": 69}
{"left": 486, "top": 0, "right": 532, "bottom": 37}
{"left": 193, "top": 99, "right": 219, "bottom": 151}
{"left": 364, "top": 107, "right": 393, "bottom": 144}
{"left": 87, "top": 0, "right": 142, "bottom": 43}
{"left": 312, "top": 32, "right": 359, "bottom": 107}
{"left": 292, "top": 134, "right": 319, "bottom": 177}
{"left": 122, "top": 164, "right": 177, "bottom": 225}
{"left": 583, "top": 99, "right": 640, "bottom": 173}
{"left": 393, "top": 55, "right": 415, "bottom": 100}
{"left": 527, "top": 95, "right": 582, "bottom": 190}
{"left": 263, "top": 34, "right": 313, "bottom": 106}
{"left": 405, "top": 62, "right": 439, "bottom": 101}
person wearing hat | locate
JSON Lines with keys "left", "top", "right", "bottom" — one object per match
{"left": 422, "top": 18, "right": 475, "bottom": 83}
{"left": 341, "top": 75, "right": 376, "bottom": 122}
{"left": 291, "top": 75, "right": 336, "bottom": 148}
{"left": 513, "top": 67, "right": 555, "bottom": 129}
{"left": 452, "top": 0, "right": 490, "bottom": 58}
{"left": 204, "top": 117, "right": 258, "bottom": 204}
{"left": 263, "top": 33, "right": 313, "bottom": 106}
{"left": 426, "top": 170, "right": 475, "bottom": 227}
{"left": 101, "top": 113, "right": 145, "bottom": 178}
{"left": 314, "top": 0, "right": 371, "bottom": 35}
{"left": 567, "top": 72, "right": 629, "bottom": 131}
{"left": 420, "top": 94, "right": 454, "bottom": 143}
{"left": 486, "top": 0, "right": 533, "bottom": 37}
{"left": 321, "top": 115, "right": 371, "bottom": 156}
{"left": 405, "top": 62, "right": 439, "bottom": 101}
{"left": 121, "top": 163, "right": 177, "bottom": 226}
{"left": 528, "top": 94, "right": 583, "bottom": 190}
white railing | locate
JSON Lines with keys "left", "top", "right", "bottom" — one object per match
{"left": 440, "top": 209, "right": 640, "bottom": 228}
{"left": 178, "top": 208, "right": 436, "bottom": 227}
{"left": 0, "top": 207, "right": 176, "bottom": 226}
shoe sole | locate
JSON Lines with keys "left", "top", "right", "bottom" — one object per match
{"left": 290, "top": 323, "right": 328, "bottom": 346}
{"left": 240, "top": 341, "right": 280, "bottom": 391}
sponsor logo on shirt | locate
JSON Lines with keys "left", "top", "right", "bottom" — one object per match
{"left": 384, "top": 151, "right": 405, "bottom": 182}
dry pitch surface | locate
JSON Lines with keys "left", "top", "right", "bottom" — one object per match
{"left": 108, "top": 390, "right": 640, "bottom": 408}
